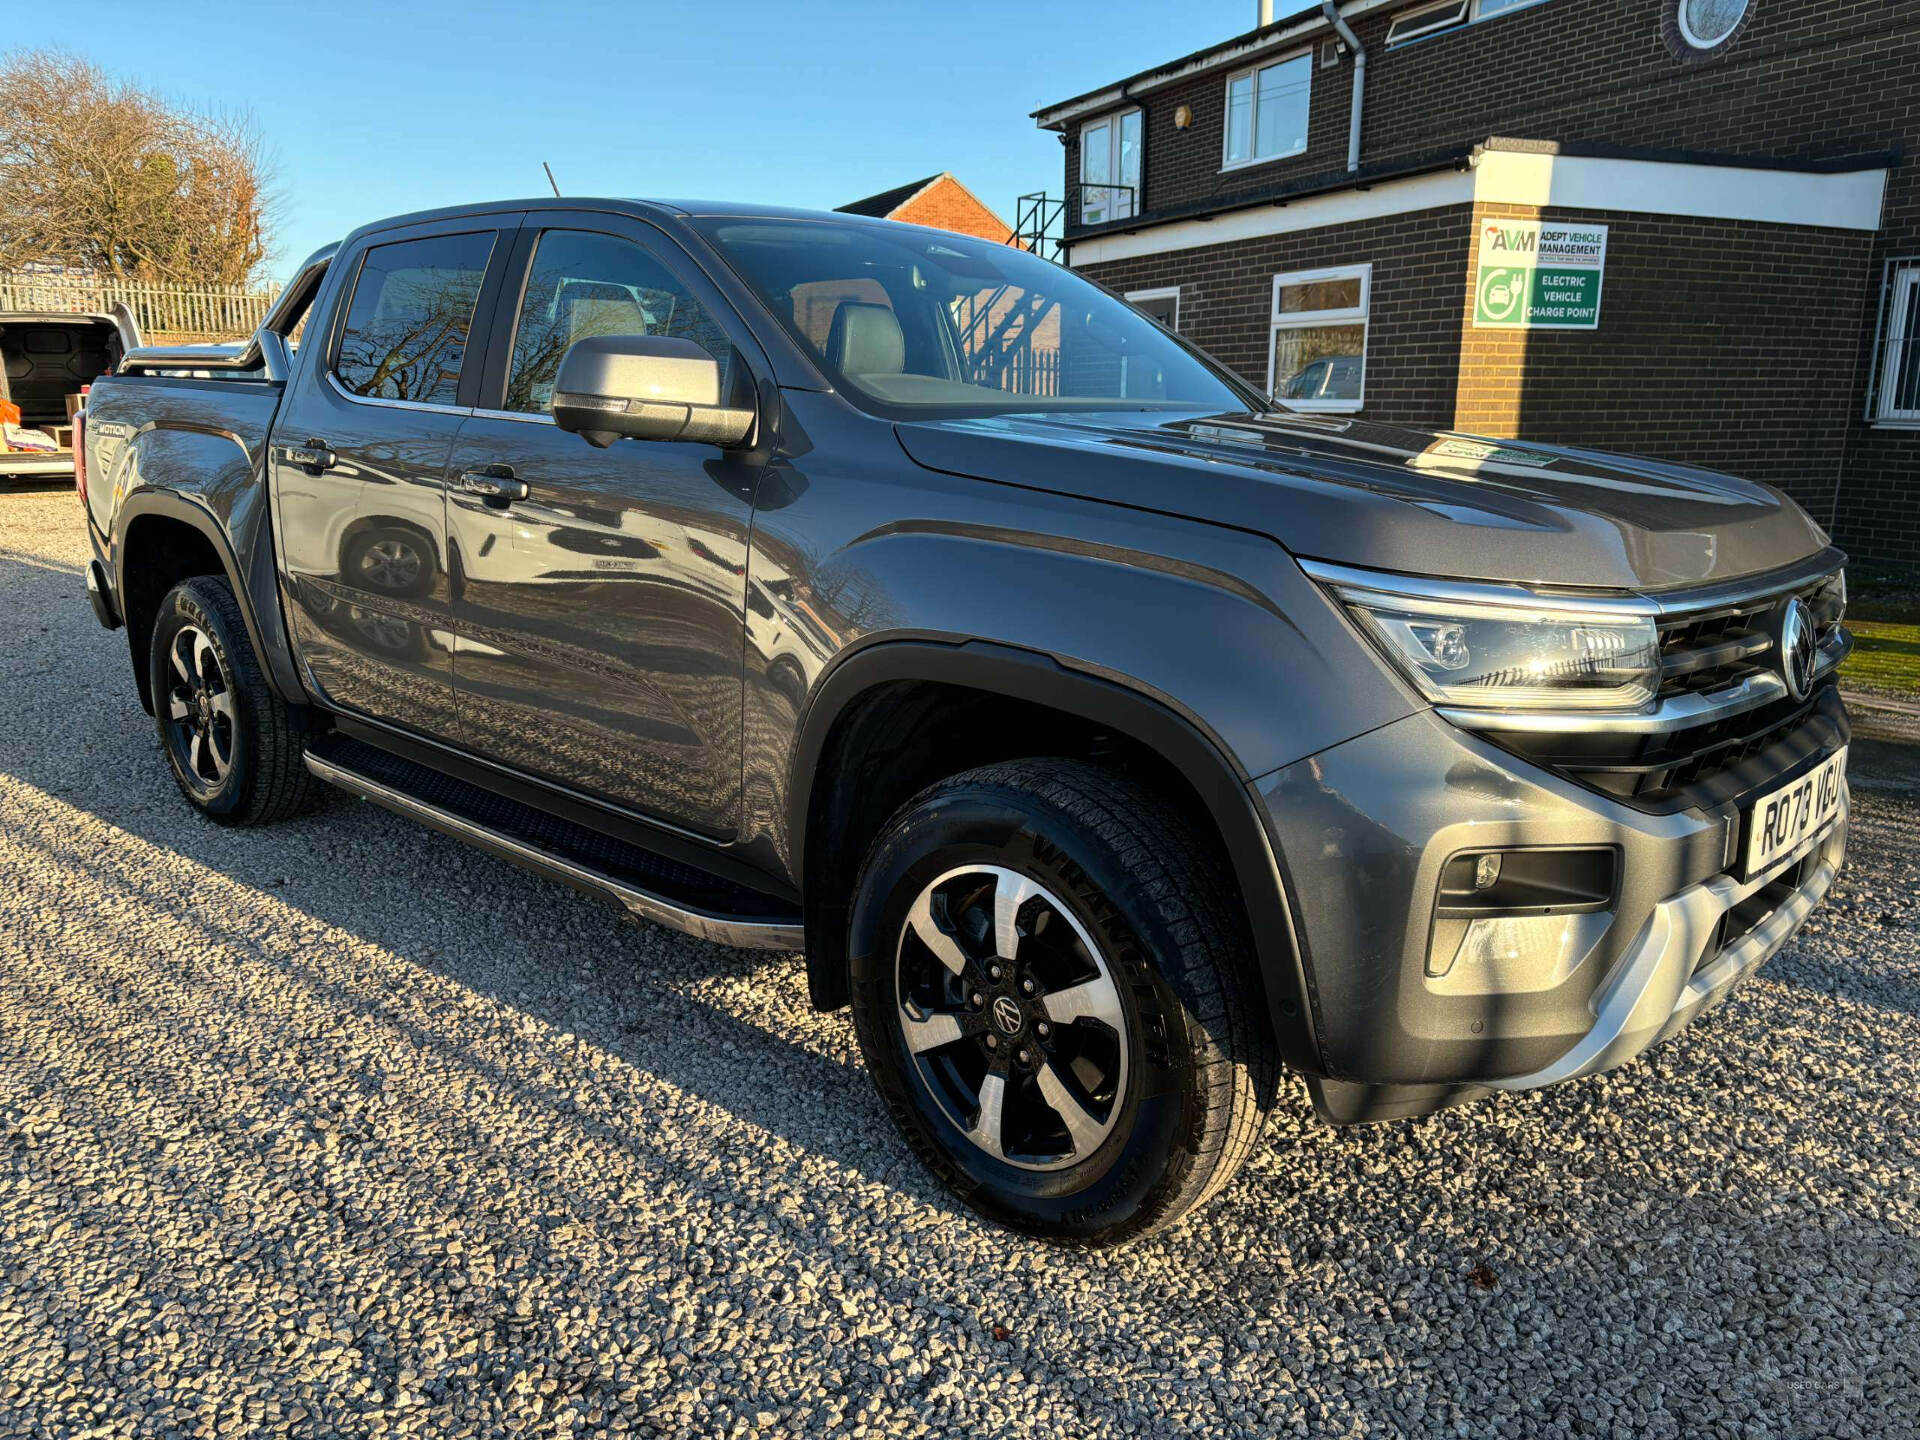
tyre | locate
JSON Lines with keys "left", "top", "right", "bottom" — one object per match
{"left": 848, "top": 758, "right": 1278, "bottom": 1244}
{"left": 149, "top": 576, "right": 316, "bottom": 825}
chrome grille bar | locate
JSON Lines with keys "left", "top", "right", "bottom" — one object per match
{"left": 1440, "top": 630, "right": 1849, "bottom": 734}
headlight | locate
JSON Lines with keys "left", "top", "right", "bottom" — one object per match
{"left": 1320, "top": 571, "right": 1661, "bottom": 712}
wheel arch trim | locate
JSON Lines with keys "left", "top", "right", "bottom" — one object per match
{"left": 113, "top": 488, "right": 302, "bottom": 706}
{"left": 789, "top": 636, "right": 1324, "bottom": 1074}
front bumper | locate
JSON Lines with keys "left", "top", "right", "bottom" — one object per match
{"left": 1258, "top": 699, "right": 1849, "bottom": 1121}
{"left": 1485, "top": 791, "right": 1845, "bottom": 1091}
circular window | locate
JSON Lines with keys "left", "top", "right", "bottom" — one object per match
{"left": 1678, "top": 0, "right": 1749, "bottom": 49}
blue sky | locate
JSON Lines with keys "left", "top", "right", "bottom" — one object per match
{"left": 20, "top": 1, "right": 1246, "bottom": 283}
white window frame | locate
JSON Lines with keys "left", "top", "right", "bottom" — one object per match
{"left": 1473, "top": 0, "right": 1552, "bottom": 19}
{"left": 1221, "top": 50, "right": 1312, "bottom": 174}
{"left": 1873, "top": 261, "right": 1920, "bottom": 427}
{"left": 1385, "top": 0, "right": 1467, "bottom": 45}
{"left": 1124, "top": 285, "right": 1181, "bottom": 332}
{"left": 1079, "top": 108, "right": 1142, "bottom": 226}
{"left": 1265, "top": 263, "right": 1371, "bottom": 414}
{"left": 1384, "top": 0, "right": 1551, "bottom": 48}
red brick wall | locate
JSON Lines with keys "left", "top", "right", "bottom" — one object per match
{"left": 892, "top": 177, "right": 1015, "bottom": 244}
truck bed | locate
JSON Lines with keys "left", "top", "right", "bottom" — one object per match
{"left": 80, "top": 373, "right": 285, "bottom": 535}
{"left": 0, "top": 447, "right": 76, "bottom": 480}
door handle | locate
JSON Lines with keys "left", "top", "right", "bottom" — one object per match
{"left": 456, "top": 466, "right": 529, "bottom": 507}
{"left": 278, "top": 438, "right": 336, "bottom": 474}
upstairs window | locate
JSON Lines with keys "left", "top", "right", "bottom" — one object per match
{"left": 1223, "top": 52, "right": 1311, "bottom": 171}
{"left": 1385, "top": 0, "right": 1551, "bottom": 48}
{"left": 1870, "top": 259, "right": 1920, "bottom": 426}
{"left": 1385, "top": 0, "right": 1467, "bottom": 45}
{"left": 1080, "top": 109, "right": 1142, "bottom": 225}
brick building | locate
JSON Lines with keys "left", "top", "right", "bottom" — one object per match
{"left": 836, "top": 174, "right": 1063, "bottom": 387}
{"left": 837, "top": 173, "right": 1017, "bottom": 243}
{"left": 1032, "top": 0, "right": 1920, "bottom": 568}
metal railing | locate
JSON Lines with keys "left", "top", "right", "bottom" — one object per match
{"left": 0, "top": 272, "right": 281, "bottom": 341}
{"left": 1013, "top": 193, "right": 1067, "bottom": 259}
{"left": 1012, "top": 184, "right": 1139, "bottom": 262}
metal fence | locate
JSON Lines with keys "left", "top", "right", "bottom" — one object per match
{"left": 0, "top": 273, "right": 280, "bottom": 341}
{"left": 996, "top": 347, "right": 1061, "bottom": 397}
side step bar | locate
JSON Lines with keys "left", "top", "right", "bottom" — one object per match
{"left": 304, "top": 751, "right": 804, "bottom": 951}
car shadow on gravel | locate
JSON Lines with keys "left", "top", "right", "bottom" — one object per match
{"left": 4, "top": 787, "right": 1282, "bottom": 1437}
{"left": 6, "top": 691, "right": 1918, "bottom": 1229}
{"left": 0, "top": 734, "right": 949, "bottom": 1201}
{"left": 5, "top": 746, "right": 1918, "bottom": 1437}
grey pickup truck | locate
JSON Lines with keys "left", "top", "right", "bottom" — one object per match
{"left": 80, "top": 198, "right": 1852, "bottom": 1243}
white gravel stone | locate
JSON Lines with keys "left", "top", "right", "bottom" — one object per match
{"left": 1, "top": 484, "right": 1916, "bottom": 1438}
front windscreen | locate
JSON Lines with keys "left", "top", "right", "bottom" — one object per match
{"left": 690, "top": 216, "right": 1255, "bottom": 419}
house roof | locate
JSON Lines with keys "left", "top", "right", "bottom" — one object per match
{"left": 836, "top": 174, "right": 945, "bottom": 219}
{"left": 1031, "top": 1, "right": 1402, "bottom": 130}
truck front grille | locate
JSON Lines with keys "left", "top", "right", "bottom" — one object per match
{"left": 1484, "top": 564, "right": 1850, "bottom": 814}
{"left": 1655, "top": 570, "right": 1846, "bottom": 699}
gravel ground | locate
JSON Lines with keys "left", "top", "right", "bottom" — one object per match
{"left": 2, "top": 484, "right": 1917, "bottom": 1439}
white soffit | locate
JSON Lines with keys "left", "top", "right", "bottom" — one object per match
{"left": 1472, "top": 150, "right": 1888, "bottom": 232}
{"left": 1066, "top": 168, "right": 1476, "bottom": 266}
{"left": 1067, "top": 150, "right": 1887, "bottom": 267}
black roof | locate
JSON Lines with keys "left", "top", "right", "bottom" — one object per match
{"left": 337, "top": 197, "right": 904, "bottom": 251}
{"left": 1032, "top": 4, "right": 1323, "bottom": 122}
{"left": 835, "top": 174, "right": 943, "bottom": 219}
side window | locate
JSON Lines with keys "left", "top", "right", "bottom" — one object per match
{"left": 334, "top": 232, "right": 495, "bottom": 405}
{"left": 504, "top": 230, "right": 738, "bottom": 414}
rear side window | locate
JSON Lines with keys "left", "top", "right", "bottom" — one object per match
{"left": 333, "top": 232, "right": 495, "bottom": 405}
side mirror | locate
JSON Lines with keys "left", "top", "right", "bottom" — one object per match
{"left": 551, "top": 335, "right": 755, "bottom": 449}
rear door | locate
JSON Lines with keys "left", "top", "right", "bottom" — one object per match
{"left": 441, "top": 211, "right": 765, "bottom": 837}
{"left": 274, "top": 216, "right": 518, "bottom": 736}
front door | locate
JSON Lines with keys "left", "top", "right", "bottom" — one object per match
{"left": 444, "top": 217, "right": 760, "bottom": 837}
{"left": 275, "top": 221, "right": 514, "bottom": 737}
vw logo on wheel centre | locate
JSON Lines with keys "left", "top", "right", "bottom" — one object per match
{"left": 991, "top": 995, "right": 1024, "bottom": 1035}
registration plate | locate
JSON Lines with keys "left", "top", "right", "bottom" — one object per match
{"left": 1743, "top": 748, "right": 1846, "bottom": 877}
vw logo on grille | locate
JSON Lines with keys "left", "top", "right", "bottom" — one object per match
{"left": 991, "top": 995, "right": 1024, "bottom": 1035}
{"left": 1779, "top": 596, "right": 1818, "bottom": 701}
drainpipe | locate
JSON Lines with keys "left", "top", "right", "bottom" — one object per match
{"left": 1319, "top": 0, "right": 1367, "bottom": 173}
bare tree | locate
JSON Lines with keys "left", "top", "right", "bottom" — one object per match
{"left": 0, "top": 50, "right": 279, "bottom": 286}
